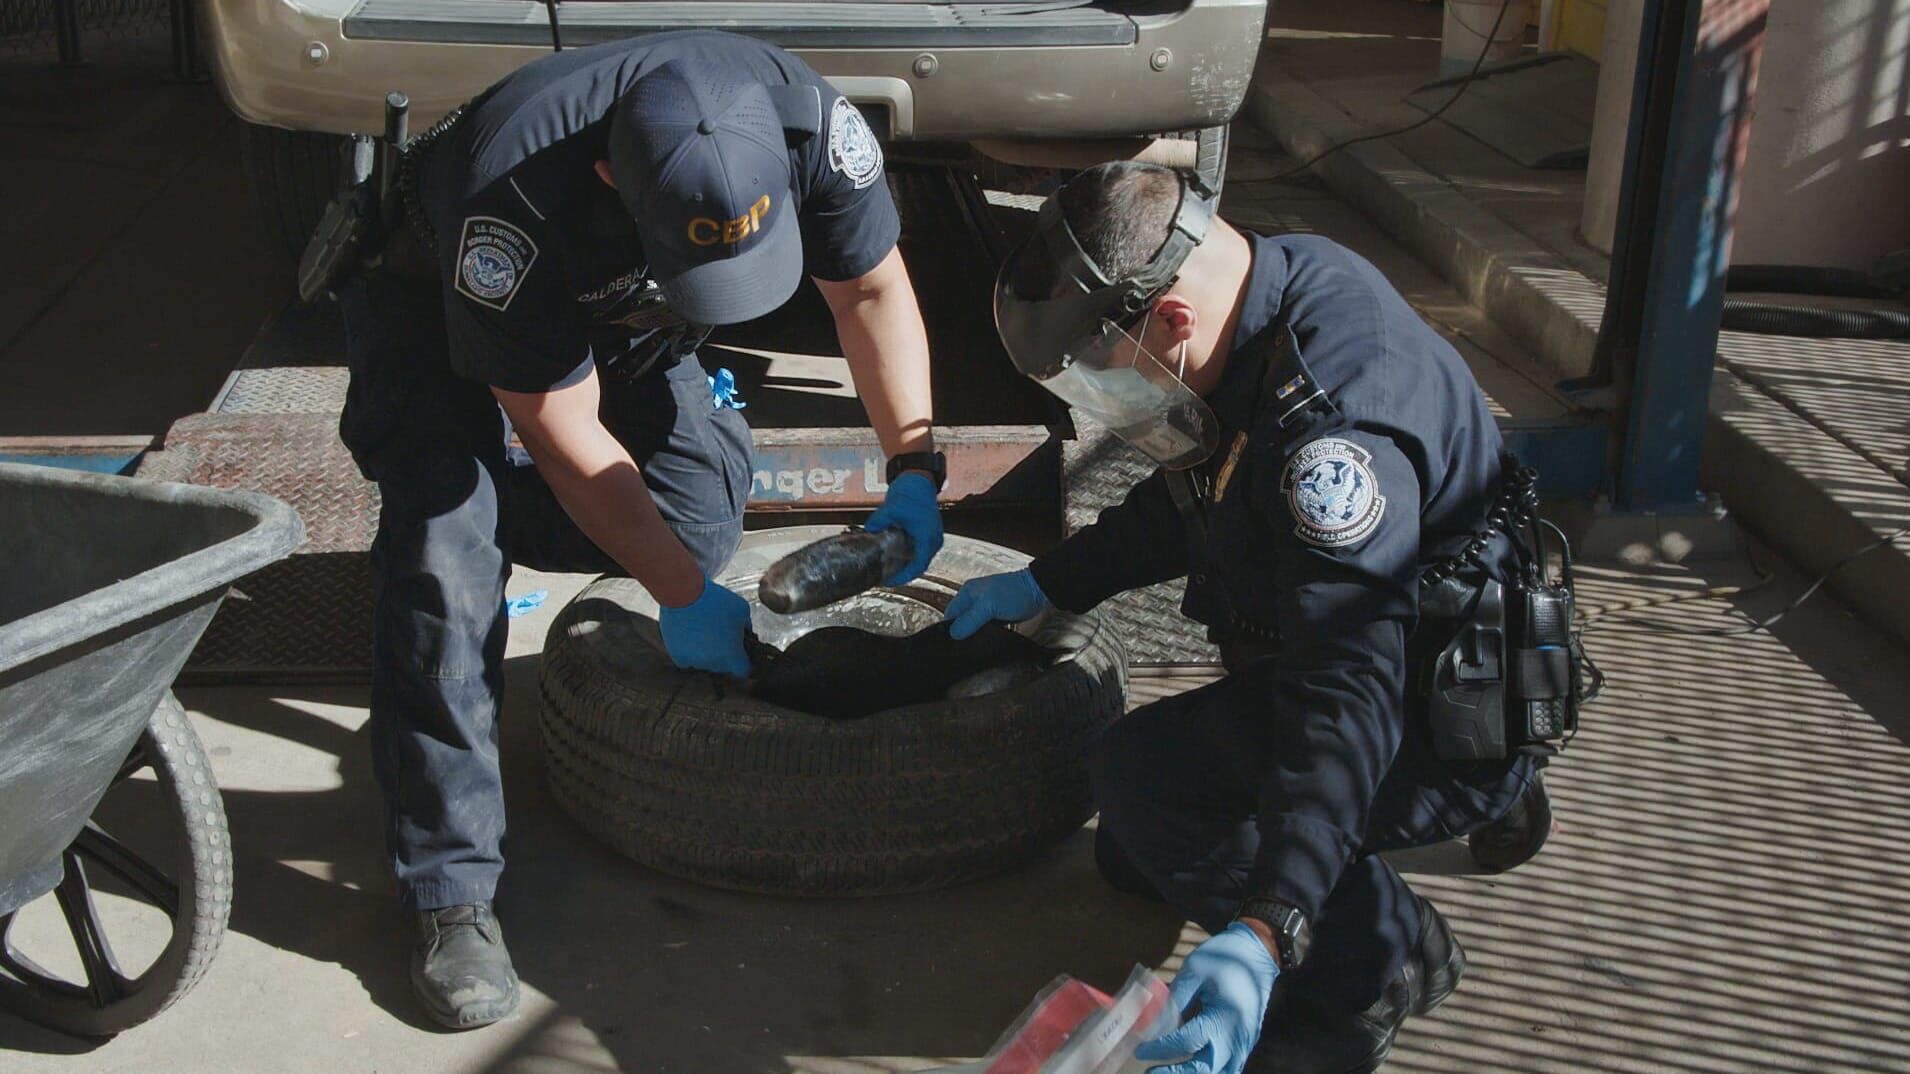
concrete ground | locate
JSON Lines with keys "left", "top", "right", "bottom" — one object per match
{"left": 6, "top": 13, "right": 1910, "bottom": 1074}
{"left": 6, "top": 545, "right": 1910, "bottom": 1073}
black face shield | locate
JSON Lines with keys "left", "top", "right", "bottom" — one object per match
{"left": 994, "top": 166, "right": 1222, "bottom": 468}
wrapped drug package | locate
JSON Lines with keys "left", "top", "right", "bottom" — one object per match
{"left": 928, "top": 966, "right": 1179, "bottom": 1074}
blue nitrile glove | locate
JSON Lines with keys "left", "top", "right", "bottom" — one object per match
{"left": 943, "top": 569, "right": 1050, "bottom": 640}
{"left": 657, "top": 577, "right": 753, "bottom": 678}
{"left": 1134, "top": 923, "right": 1281, "bottom": 1074}
{"left": 864, "top": 471, "right": 943, "bottom": 584}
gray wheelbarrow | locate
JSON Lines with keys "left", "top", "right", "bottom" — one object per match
{"left": 0, "top": 462, "right": 302, "bottom": 1036}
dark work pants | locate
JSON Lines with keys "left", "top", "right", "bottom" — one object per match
{"left": 339, "top": 269, "right": 751, "bottom": 911}
{"left": 1090, "top": 660, "right": 1536, "bottom": 1014}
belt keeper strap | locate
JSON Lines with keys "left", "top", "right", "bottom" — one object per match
{"left": 1511, "top": 648, "right": 1571, "bottom": 700}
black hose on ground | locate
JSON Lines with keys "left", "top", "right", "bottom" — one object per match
{"left": 1725, "top": 264, "right": 1903, "bottom": 301}
{"left": 1720, "top": 299, "right": 1910, "bottom": 340}
{"left": 1717, "top": 260, "right": 1910, "bottom": 340}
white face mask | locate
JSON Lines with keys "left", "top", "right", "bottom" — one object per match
{"left": 1033, "top": 308, "right": 1220, "bottom": 469}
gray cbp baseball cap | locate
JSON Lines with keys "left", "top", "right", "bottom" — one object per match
{"left": 607, "top": 61, "right": 802, "bottom": 326}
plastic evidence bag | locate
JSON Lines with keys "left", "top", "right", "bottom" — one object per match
{"left": 927, "top": 965, "right": 1180, "bottom": 1074}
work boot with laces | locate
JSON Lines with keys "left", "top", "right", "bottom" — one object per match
{"left": 412, "top": 901, "right": 520, "bottom": 1029}
{"left": 1247, "top": 892, "right": 1466, "bottom": 1074}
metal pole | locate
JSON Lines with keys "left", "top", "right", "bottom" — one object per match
{"left": 53, "top": 0, "right": 84, "bottom": 67}
{"left": 1592, "top": 0, "right": 1768, "bottom": 512}
{"left": 169, "top": 0, "right": 203, "bottom": 81}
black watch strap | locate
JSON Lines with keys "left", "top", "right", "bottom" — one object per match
{"left": 1234, "top": 896, "right": 1311, "bottom": 970}
{"left": 886, "top": 450, "right": 947, "bottom": 492}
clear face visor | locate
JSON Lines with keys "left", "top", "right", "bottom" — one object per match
{"left": 1034, "top": 313, "right": 1220, "bottom": 470}
{"left": 992, "top": 171, "right": 1222, "bottom": 468}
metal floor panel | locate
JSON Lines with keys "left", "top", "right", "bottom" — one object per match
{"left": 140, "top": 414, "right": 378, "bottom": 680}
{"left": 213, "top": 367, "right": 349, "bottom": 415}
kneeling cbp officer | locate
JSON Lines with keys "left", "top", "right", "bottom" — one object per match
{"left": 335, "top": 31, "right": 947, "bottom": 1028}
{"left": 945, "top": 163, "right": 1566, "bottom": 1073}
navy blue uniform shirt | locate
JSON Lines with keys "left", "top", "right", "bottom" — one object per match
{"left": 420, "top": 31, "right": 901, "bottom": 393}
{"left": 1033, "top": 232, "right": 1509, "bottom": 919}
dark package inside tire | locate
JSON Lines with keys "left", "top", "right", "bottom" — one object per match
{"left": 750, "top": 620, "right": 1051, "bottom": 719}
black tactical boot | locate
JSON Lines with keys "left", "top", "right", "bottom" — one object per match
{"left": 412, "top": 901, "right": 520, "bottom": 1029}
{"left": 1468, "top": 774, "right": 1553, "bottom": 874}
{"left": 1247, "top": 894, "right": 1466, "bottom": 1074}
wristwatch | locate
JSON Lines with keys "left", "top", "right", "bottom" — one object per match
{"left": 886, "top": 450, "right": 948, "bottom": 492}
{"left": 1234, "top": 896, "right": 1311, "bottom": 971}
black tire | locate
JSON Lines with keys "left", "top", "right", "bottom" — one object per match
{"left": 0, "top": 694, "right": 232, "bottom": 1036}
{"left": 538, "top": 528, "right": 1129, "bottom": 897}
{"left": 240, "top": 122, "right": 349, "bottom": 261}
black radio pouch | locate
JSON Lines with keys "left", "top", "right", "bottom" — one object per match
{"left": 1420, "top": 459, "right": 1586, "bottom": 761}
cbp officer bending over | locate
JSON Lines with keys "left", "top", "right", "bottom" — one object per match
{"left": 339, "top": 31, "right": 945, "bottom": 1028}
{"left": 945, "top": 164, "right": 1555, "bottom": 1073}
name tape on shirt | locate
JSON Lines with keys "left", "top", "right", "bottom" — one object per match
{"left": 1281, "top": 437, "right": 1386, "bottom": 548}
{"left": 827, "top": 96, "right": 883, "bottom": 190}
{"left": 456, "top": 216, "right": 538, "bottom": 312}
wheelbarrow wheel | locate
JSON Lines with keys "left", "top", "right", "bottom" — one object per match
{"left": 0, "top": 693, "right": 232, "bottom": 1036}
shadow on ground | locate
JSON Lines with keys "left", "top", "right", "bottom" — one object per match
{"left": 1387, "top": 553, "right": 1910, "bottom": 1073}
{"left": 3, "top": 652, "right": 1185, "bottom": 1072}
{"left": 480, "top": 653, "right": 1190, "bottom": 1074}
{"left": 7, "top": 546, "right": 1909, "bottom": 1072}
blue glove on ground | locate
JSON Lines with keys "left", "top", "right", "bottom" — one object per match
{"left": 864, "top": 471, "right": 943, "bottom": 584}
{"left": 1133, "top": 923, "right": 1281, "bottom": 1074}
{"left": 707, "top": 367, "right": 747, "bottom": 410}
{"left": 943, "top": 569, "right": 1050, "bottom": 640}
{"left": 657, "top": 577, "right": 753, "bottom": 678}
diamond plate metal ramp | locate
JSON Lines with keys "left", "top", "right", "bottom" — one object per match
{"left": 210, "top": 366, "right": 348, "bottom": 415}
{"left": 1062, "top": 411, "right": 1219, "bottom": 667}
{"left": 116, "top": 289, "right": 377, "bottom": 679}
{"left": 139, "top": 413, "right": 377, "bottom": 680}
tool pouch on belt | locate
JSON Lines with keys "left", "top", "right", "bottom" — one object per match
{"left": 1418, "top": 461, "right": 1585, "bottom": 762}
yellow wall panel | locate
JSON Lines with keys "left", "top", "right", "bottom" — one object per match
{"left": 1558, "top": 0, "right": 1609, "bottom": 59}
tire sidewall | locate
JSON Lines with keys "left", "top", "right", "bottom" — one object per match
{"left": 537, "top": 529, "right": 1129, "bottom": 896}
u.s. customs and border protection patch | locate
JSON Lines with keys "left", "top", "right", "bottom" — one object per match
{"left": 455, "top": 216, "right": 538, "bottom": 312}
{"left": 1281, "top": 437, "right": 1386, "bottom": 548}
{"left": 826, "top": 96, "right": 883, "bottom": 190}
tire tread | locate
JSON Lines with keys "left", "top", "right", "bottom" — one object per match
{"left": 537, "top": 548, "right": 1129, "bottom": 897}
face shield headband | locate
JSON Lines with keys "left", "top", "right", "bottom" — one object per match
{"left": 994, "top": 171, "right": 1223, "bottom": 468}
